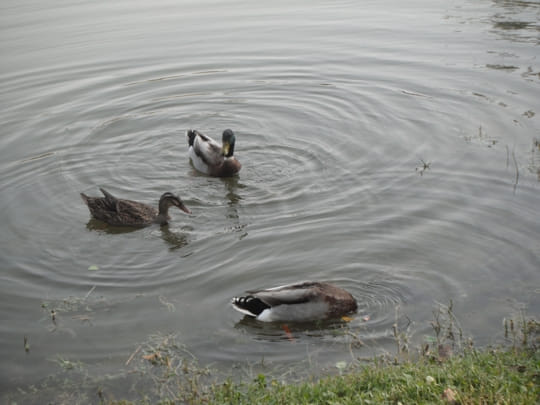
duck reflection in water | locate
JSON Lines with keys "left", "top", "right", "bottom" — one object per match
{"left": 85, "top": 217, "right": 191, "bottom": 251}
{"left": 222, "top": 176, "right": 248, "bottom": 238}
{"left": 159, "top": 226, "right": 190, "bottom": 251}
{"left": 234, "top": 312, "right": 354, "bottom": 339}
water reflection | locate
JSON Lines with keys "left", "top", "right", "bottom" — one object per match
{"left": 234, "top": 315, "right": 353, "bottom": 342}
{"left": 222, "top": 176, "right": 243, "bottom": 212}
{"left": 530, "top": 138, "right": 540, "bottom": 182}
{"left": 492, "top": 0, "right": 538, "bottom": 10}
{"left": 85, "top": 219, "right": 191, "bottom": 250}
{"left": 160, "top": 226, "right": 189, "bottom": 250}
{"left": 221, "top": 176, "right": 249, "bottom": 238}
{"left": 490, "top": 0, "right": 539, "bottom": 43}
{"left": 85, "top": 218, "right": 140, "bottom": 234}
{"left": 493, "top": 20, "right": 532, "bottom": 30}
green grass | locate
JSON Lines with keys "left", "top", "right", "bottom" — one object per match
{"left": 210, "top": 348, "right": 539, "bottom": 405}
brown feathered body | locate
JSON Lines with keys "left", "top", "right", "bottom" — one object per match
{"left": 80, "top": 188, "right": 189, "bottom": 227}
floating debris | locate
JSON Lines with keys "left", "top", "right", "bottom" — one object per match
{"left": 464, "top": 125, "right": 498, "bottom": 147}
{"left": 416, "top": 159, "right": 431, "bottom": 176}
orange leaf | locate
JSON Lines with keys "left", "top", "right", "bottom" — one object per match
{"left": 142, "top": 352, "right": 160, "bottom": 362}
{"left": 281, "top": 324, "right": 295, "bottom": 342}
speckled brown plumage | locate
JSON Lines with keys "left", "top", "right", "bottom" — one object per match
{"left": 80, "top": 188, "right": 190, "bottom": 227}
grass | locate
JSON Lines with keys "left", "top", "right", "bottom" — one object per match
{"left": 210, "top": 348, "right": 539, "bottom": 405}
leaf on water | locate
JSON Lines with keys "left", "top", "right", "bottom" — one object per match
{"left": 342, "top": 316, "right": 354, "bottom": 322}
{"left": 88, "top": 265, "right": 99, "bottom": 271}
{"left": 281, "top": 324, "right": 295, "bottom": 342}
{"left": 143, "top": 352, "right": 161, "bottom": 363}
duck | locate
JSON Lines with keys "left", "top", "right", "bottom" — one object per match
{"left": 186, "top": 129, "right": 241, "bottom": 177}
{"left": 231, "top": 281, "right": 357, "bottom": 322}
{"left": 80, "top": 188, "right": 191, "bottom": 227}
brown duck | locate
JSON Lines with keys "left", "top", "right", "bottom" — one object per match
{"left": 80, "top": 188, "right": 190, "bottom": 227}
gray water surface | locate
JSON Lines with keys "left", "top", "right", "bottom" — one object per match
{"left": 1, "top": 0, "right": 539, "bottom": 400}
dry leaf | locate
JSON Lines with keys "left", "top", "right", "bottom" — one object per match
{"left": 143, "top": 352, "right": 161, "bottom": 362}
{"left": 442, "top": 387, "right": 457, "bottom": 404}
{"left": 281, "top": 324, "right": 295, "bottom": 342}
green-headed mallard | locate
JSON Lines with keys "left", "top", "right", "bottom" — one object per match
{"left": 231, "top": 281, "right": 357, "bottom": 322}
{"left": 80, "top": 188, "right": 190, "bottom": 227}
{"left": 186, "top": 129, "right": 241, "bottom": 177}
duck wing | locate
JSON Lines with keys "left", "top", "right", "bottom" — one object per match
{"left": 191, "top": 130, "right": 224, "bottom": 166}
{"left": 99, "top": 187, "right": 120, "bottom": 212}
{"left": 110, "top": 199, "right": 157, "bottom": 225}
{"left": 81, "top": 188, "right": 118, "bottom": 214}
{"left": 247, "top": 282, "right": 322, "bottom": 307}
{"left": 99, "top": 188, "right": 155, "bottom": 219}
{"left": 82, "top": 189, "right": 157, "bottom": 226}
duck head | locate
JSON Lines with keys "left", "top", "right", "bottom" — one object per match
{"left": 158, "top": 192, "right": 191, "bottom": 215}
{"left": 221, "top": 129, "right": 236, "bottom": 157}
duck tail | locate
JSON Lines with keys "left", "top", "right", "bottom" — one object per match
{"left": 186, "top": 129, "right": 196, "bottom": 146}
{"left": 80, "top": 193, "right": 89, "bottom": 205}
{"left": 231, "top": 296, "right": 269, "bottom": 317}
{"left": 99, "top": 188, "right": 121, "bottom": 212}
{"left": 99, "top": 187, "right": 115, "bottom": 199}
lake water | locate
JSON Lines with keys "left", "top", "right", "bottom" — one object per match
{"left": 1, "top": 0, "right": 539, "bottom": 401}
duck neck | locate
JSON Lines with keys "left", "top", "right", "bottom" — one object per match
{"left": 225, "top": 142, "right": 235, "bottom": 157}
{"left": 156, "top": 200, "right": 171, "bottom": 225}
{"left": 153, "top": 213, "right": 169, "bottom": 226}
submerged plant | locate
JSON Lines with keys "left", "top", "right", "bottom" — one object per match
{"left": 122, "top": 333, "right": 212, "bottom": 404}
{"left": 423, "top": 300, "right": 467, "bottom": 362}
{"left": 504, "top": 309, "right": 539, "bottom": 352}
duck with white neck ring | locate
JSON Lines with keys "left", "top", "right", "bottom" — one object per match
{"left": 187, "top": 129, "right": 241, "bottom": 177}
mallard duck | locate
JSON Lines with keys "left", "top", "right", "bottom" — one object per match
{"left": 186, "top": 129, "right": 241, "bottom": 177}
{"left": 80, "top": 188, "right": 190, "bottom": 227}
{"left": 231, "top": 281, "right": 357, "bottom": 322}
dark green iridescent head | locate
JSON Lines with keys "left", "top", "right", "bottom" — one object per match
{"left": 221, "top": 129, "right": 236, "bottom": 157}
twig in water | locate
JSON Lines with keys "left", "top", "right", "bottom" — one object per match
{"left": 512, "top": 147, "right": 519, "bottom": 193}
{"left": 125, "top": 345, "right": 142, "bottom": 366}
{"left": 84, "top": 285, "right": 96, "bottom": 300}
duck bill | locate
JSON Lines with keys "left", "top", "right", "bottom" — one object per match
{"left": 222, "top": 142, "right": 230, "bottom": 157}
{"left": 177, "top": 202, "right": 191, "bottom": 214}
